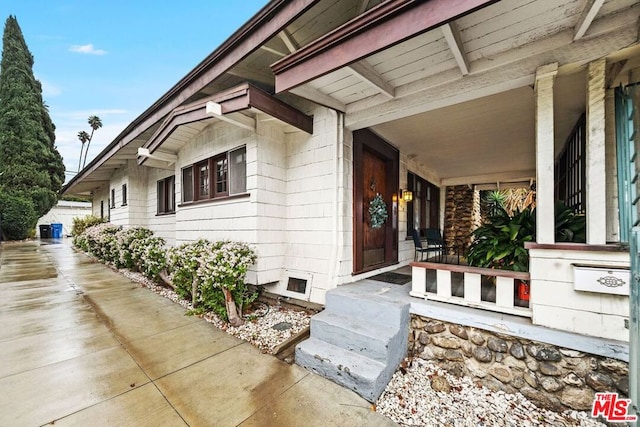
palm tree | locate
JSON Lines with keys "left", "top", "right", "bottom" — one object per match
{"left": 77, "top": 130, "right": 90, "bottom": 172}
{"left": 81, "top": 115, "right": 102, "bottom": 169}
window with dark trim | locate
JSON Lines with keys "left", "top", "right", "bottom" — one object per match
{"left": 406, "top": 172, "right": 440, "bottom": 237}
{"left": 555, "top": 114, "right": 586, "bottom": 214}
{"left": 100, "top": 200, "right": 104, "bottom": 219}
{"left": 110, "top": 189, "right": 116, "bottom": 208}
{"left": 121, "top": 184, "right": 127, "bottom": 206}
{"left": 157, "top": 175, "right": 175, "bottom": 214}
{"left": 182, "top": 146, "right": 246, "bottom": 203}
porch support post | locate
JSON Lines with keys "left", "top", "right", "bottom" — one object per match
{"left": 586, "top": 58, "right": 607, "bottom": 244}
{"left": 605, "top": 88, "right": 619, "bottom": 242}
{"left": 534, "top": 63, "right": 558, "bottom": 244}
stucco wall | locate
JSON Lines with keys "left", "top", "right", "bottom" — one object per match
{"left": 529, "top": 248, "right": 630, "bottom": 341}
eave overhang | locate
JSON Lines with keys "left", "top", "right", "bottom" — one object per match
{"left": 139, "top": 83, "right": 313, "bottom": 166}
{"left": 271, "top": 0, "right": 499, "bottom": 94}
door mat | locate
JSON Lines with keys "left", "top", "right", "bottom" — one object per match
{"left": 369, "top": 272, "right": 412, "bottom": 285}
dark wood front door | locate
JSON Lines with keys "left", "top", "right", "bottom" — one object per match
{"left": 354, "top": 129, "right": 399, "bottom": 273}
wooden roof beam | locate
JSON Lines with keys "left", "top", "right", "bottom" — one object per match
{"left": 441, "top": 22, "right": 470, "bottom": 75}
{"left": 574, "top": 0, "right": 605, "bottom": 41}
{"left": 290, "top": 86, "right": 346, "bottom": 112}
{"left": 206, "top": 102, "right": 256, "bottom": 131}
{"left": 279, "top": 29, "right": 299, "bottom": 53}
{"left": 348, "top": 61, "right": 395, "bottom": 98}
{"left": 272, "top": 0, "right": 499, "bottom": 93}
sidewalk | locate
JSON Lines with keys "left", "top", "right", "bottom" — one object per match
{"left": 0, "top": 240, "right": 396, "bottom": 426}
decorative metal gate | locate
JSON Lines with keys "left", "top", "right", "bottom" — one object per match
{"left": 616, "top": 84, "right": 639, "bottom": 418}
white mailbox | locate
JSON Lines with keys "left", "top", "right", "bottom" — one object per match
{"left": 572, "top": 264, "right": 630, "bottom": 296}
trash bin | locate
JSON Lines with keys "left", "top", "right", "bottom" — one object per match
{"left": 51, "top": 223, "right": 63, "bottom": 239}
{"left": 39, "top": 224, "right": 51, "bottom": 239}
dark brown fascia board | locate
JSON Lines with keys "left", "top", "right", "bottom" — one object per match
{"left": 62, "top": 0, "right": 317, "bottom": 196}
{"left": 271, "top": 0, "right": 500, "bottom": 93}
{"left": 140, "top": 83, "right": 313, "bottom": 165}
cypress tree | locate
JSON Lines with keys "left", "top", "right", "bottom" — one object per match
{"left": 0, "top": 15, "right": 65, "bottom": 239}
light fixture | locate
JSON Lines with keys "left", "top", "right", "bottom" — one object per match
{"left": 402, "top": 189, "right": 413, "bottom": 202}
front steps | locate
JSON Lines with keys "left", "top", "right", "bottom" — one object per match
{"left": 295, "top": 284, "right": 410, "bottom": 402}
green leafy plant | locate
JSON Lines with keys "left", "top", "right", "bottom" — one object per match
{"left": 466, "top": 206, "right": 535, "bottom": 272}
{"left": 0, "top": 192, "right": 38, "bottom": 240}
{"left": 554, "top": 202, "right": 586, "bottom": 243}
{"left": 72, "top": 215, "right": 106, "bottom": 237}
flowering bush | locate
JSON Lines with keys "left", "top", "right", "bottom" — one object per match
{"left": 81, "top": 222, "right": 121, "bottom": 262}
{"left": 73, "top": 223, "right": 165, "bottom": 279}
{"left": 115, "top": 227, "right": 155, "bottom": 269}
{"left": 74, "top": 226, "right": 257, "bottom": 325}
{"left": 71, "top": 215, "right": 106, "bottom": 237}
{"left": 166, "top": 240, "right": 222, "bottom": 300}
{"left": 165, "top": 239, "right": 257, "bottom": 324}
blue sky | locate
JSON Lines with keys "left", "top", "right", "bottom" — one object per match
{"left": 0, "top": 1, "right": 269, "bottom": 179}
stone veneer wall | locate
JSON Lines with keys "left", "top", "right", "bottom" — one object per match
{"left": 409, "top": 315, "right": 629, "bottom": 412}
{"left": 443, "top": 186, "right": 481, "bottom": 255}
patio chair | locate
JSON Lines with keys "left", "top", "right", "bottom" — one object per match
{"left": 411, "top": 228, "right": 442, "bottom": 262}
{"left": 422, "top": 228, "right": 446, "bottom": 262}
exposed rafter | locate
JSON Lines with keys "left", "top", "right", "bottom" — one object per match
{"left": 606, "top": 60, "right": 627, "bottom": 88}
{"left": 260, "top": 45, "right": 287, "bottom": 57}
{"left": 279, "top": 29, "right": 299, "bottom": 53}
{"left": 290, "top": 86, "right": 346, "bottom": 112}
{"left": 441, "top": 22, "right": 470, "bottom": 75}
{"left": 348, "top": 61, "right": 395, "bottom": 98}
{"left": 358, "top": 0, "right": 372, "bottom": 14}
{"left": 137, "top": 148, "right": 178, "bottom": 165}
{"left": 574, "top": 0, "right": 605, "bottom": 41}
{"left": 206, "top": 102, "right": 256, "bottom": 131}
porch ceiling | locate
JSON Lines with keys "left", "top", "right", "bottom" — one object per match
{"left": 270, "top": 0, "right": 639, "bottom": 184}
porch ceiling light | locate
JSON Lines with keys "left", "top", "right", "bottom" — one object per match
{"left": 402, "top": 189, "right": 413, "bottom": 202}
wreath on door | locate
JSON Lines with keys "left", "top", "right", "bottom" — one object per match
{"left": 369, "top": 193, "right": 388, "bottom": 229}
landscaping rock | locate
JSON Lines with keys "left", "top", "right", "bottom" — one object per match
{"left": 469, "top": 333, "right": 485, "bottom": 346}
{"left": 511, "top": 375, "right": 526, "bottom": 389}
{"left": 559, "top": 348, "right": 584, "bottom": 358}
{"left": 449, "top": 324, "right": 468, "bottom": 339}
{"left": 616, "top": 376, "right": 629, "bottom": 394}
{"left": 539, "top": 362, "right": 562, "bottom": 376}
{"left": 503, "top": 356, "right": 526, "bottom": 371}
{"left": 444, "top": 349, "right": 464, "bottom": 362}
{"left": 425, "top": 321, "right": 446, "bottom": 334}
{"left": 563, "top": 372, "right": 584, "bottom": 387}
{"left": 560, "top": 387, "right": 594, "bottom": 411}
{"left": 473, "top": 346, "right": 493, "bottom": 363}
{"left": 431, "top": 336, "right": 461, "bottom": 349}
{"left": 599, "top": 358, "right": 629, "bottom": 376}
{"left": 526, "top": 344, "right": 539, "bottom": 357}
{"left": 535, "top": 347, "right": 562, "bottom": 362}
{"left": 430, "top": 374, "right": 451, "bottom": 393}
{"left": 489, "top": 366, "right": 513, "bottom": 383}
{"left": 487, "top": 337, "right": 508, "bottom": 353}
{"left": 464, "top": 358, "right": 487, "bottom": 378}
{"left": 418, "top": 331, "right": 430, "bottom": 345}
{"left": 585, "top": 372, "right": 614, "bottom": 392}
{"left": 539, "top": 377, "right": 564, "bottom": 392}
{"left": 420, "top": 346, "right": 435, "bottom": 361}
{"left": 524, "top": 371, "right": 538, "bottom": 388}
{"left": 509, "top": 342, "right": 526, "bottom": 360}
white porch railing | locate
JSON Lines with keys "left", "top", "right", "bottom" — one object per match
{"left": 409, "top": 262, "right": 532, "bottom": 317}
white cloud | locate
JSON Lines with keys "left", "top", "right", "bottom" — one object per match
{"left": 69, "top": 44, "right": 107, "bottom": 55}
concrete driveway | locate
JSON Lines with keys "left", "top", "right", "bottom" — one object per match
{"left": 0, "top": 240, "right": 396, "bottom": 427}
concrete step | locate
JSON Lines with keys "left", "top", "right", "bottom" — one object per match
{"left": 296, "top": 337, "right": 395, "bottom": 403}
{"left": 310, "top": 311, "right": 405, "bottom": 363}
{"left": 325, "top": 287, "right": 409, "bottom": 327}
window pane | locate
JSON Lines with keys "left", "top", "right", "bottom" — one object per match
{"left": 168, "top": 176, "right": 175, "bottom": 212}
{"left": 229, "top": 147, "right": 246, "bottom": 194}
{"left": 122, "top": 184, "right": 127, "bottom": 205}
{"left": 199, "top": 162, "right": 209, "bottom": 198}
{"left": 182, "top": 167, "right": 193, "bottom": 202}
{"left": 215, "top": 157, "right": 228, "bottom": 194}
{"left": 157, "top": 180, "right": 166, "bottom": 213}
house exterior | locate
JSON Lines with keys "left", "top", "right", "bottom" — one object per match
{"left": 63, "top": 0, "right": 639, "bottom": 410}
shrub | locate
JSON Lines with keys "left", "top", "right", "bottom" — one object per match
{"left": 135, "top": 236, "right": 166, "bottom": 280}
{"left": 114, "top": 227, "right": 154, "bottom": 269}
{"left": 72, "top": 215, "right": 105, "bottom": 237}
{"left": 166, "top": 240, "right": 221, "bottom": 301}
{"left": 82, "top": 222, "right": 121, "bottom": 263}
{"left": 0, "top": 192, "right": 38, "bottom": 240}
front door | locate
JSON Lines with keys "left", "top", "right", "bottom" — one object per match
{"left": 353, "top": 129, "right": 398, "bottom": 273}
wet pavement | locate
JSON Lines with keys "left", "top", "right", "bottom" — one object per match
{"left": 0, "top": 240, "right": 396, "bottom": 426}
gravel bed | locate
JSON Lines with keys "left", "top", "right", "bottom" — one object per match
{"left": 120, "top": 270, "right": 311, "bottom": 354}
{"left": 377, "top": 358, "right": 605, "bottom": 427}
